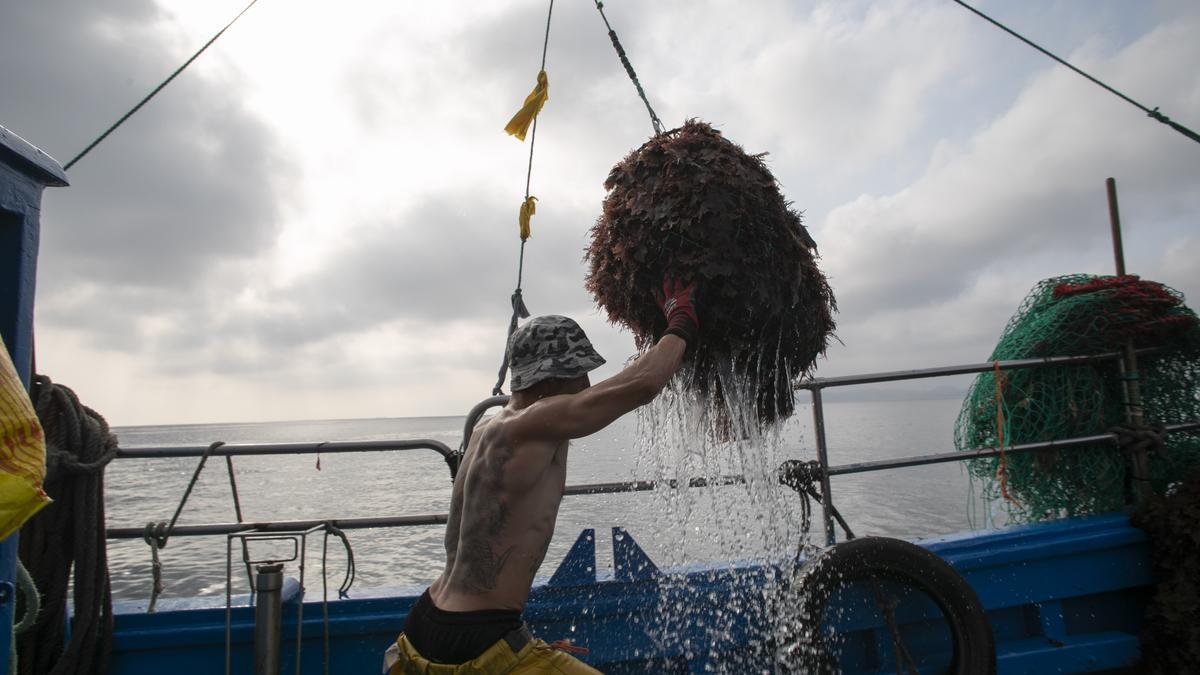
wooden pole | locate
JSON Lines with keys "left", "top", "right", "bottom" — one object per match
{"left": 1106, "top": 177, "right": 1151, "bottom": 503}
{"left": 1106, "top": 178, "right": 1126, "bottom": 276}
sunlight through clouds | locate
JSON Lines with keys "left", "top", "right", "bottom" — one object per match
{"left": 3, "top": 0, "right": 1197, "bottom": 423}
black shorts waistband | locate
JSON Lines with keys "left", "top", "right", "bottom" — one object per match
{"left": 403, "top": 590, "right": 525, "bottom": 664}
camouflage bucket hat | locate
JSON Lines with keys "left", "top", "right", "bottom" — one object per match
{"left": 508, "top": 316, "right": 606, "bottom": 391}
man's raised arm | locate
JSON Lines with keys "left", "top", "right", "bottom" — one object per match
{"left": 509, "top": 278, "right": 700, "bottom": 443}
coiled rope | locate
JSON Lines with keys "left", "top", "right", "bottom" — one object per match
{"left": 17, "top": 375, "right": 117, "bottom": 675}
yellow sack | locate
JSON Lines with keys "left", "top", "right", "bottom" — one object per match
{"left": 0, "top": 351, "right": 49, "bottom": 540}
{"left": 504, "top": 71, "right": 549, "bottom": 141}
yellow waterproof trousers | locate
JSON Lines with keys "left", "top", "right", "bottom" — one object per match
{"left": 383, "top": 632, "right": 602, "bottom": 675}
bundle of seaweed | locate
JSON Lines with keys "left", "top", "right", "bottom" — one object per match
{"left": 585, "top": 121, "right": 836, "bottom": 425}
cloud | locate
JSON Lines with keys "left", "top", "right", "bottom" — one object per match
{"left": 3, "top": 2, "right": 290, "bottom": 276}
{"left": 1158, "top": 236, "right": 1200, "bottom": 304}
{"left": 819, "top": 13, "right": 1200, "bottom": 329}
{"left": 626, "top": 1, "right": 973, "bottom": 176}
{"left": 1, "top": 0, "right": 292, "bottom": 366}
{"left": 8, "top": 0, "right": 1198, "bottom": 424}
{"left": 175, "top": 186, "right": 600, "bottom": 352}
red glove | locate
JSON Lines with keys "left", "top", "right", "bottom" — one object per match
{"left": 655, "top": 277, "right": 700, "bottom": 344}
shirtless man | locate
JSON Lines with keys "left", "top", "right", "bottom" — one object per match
{"left": 384, "top": 278, "right": 700, "bottom": 674}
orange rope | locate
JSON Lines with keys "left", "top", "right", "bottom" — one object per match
{"left": 545, "top": 639, "right": 590, "bottom": 655}
{"left": 992, "top": 361, "right": 1016, "bottom": 503}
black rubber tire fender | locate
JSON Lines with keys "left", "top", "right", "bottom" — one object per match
{"left": 791, "top": 536, "right": 996, "bottom": 675}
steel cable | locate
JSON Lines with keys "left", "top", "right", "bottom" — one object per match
{"left": 950, "top": 0, "right": 1200, "bottom": 146}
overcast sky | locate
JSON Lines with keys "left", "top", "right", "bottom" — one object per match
{"left": 3, "top": 0, "right": 1197, "bottom": 426}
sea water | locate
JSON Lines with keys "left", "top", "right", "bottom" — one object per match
{"left": 106, "top": 397, "right": 978, "bottom": 604}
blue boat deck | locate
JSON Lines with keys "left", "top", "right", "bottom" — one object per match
{"left": 110, "top": 513, "right": 1150, "bottom": 674}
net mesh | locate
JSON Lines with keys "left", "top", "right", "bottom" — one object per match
{"left": 955, "top": 274, "right": 1200, "bottom": 523}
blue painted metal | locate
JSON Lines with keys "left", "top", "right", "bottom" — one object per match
{"left": 0, "top": 123, "right": 68, "bottom": 674}
{"left": 108, "top": 513, "right": 1151, "bottom": 673}
{"left": 612, "top": 527, "right": 658, "bottom": 582}
{"left": 0, "top": 124, "right": 67, "bottom": 383}
{"left": 547, "top": 528, "right": 596, "bottom": 587}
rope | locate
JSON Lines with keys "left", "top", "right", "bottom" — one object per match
{"left": 143, "top": 530, "right": 165, "bottom": 614}
{"left": 949, "top": 0, "right": 1200, "bottom": 147}
{"left": 1110, "top": 424, "right": 1168, "bottom": 479}
{"left": 869, "top": 578, "right": 921, "bottom": 675}
{"left": 12, "top": 562, "right": 39, "bottom": 636}
{"left": 63, "top": 0, "right": 264, "bottom": 171}
{"left": 992, "top": 361, "right": 1016, "bottom": 504}
{"left": 325, "top": 525, "right": 355, "bottom": 599}
{"left": 9, "top": 561, "right": 39, "bottom": 675}
{"left": 142, "top": 440, "right": 226, "bottom": 612}
{"left": 17, "top": 375, "right": 116, "bottom": 675}
{"left": 593, "top": 1, "right": 664, "bottom": 136}
{"left": 492, "top": 0, "right": 555, "bottom": 396}
{"left": 777, "top": 459, "right": 856, "bottom": 547}
{"left": 542, "top": 639, "right": 590, "bottom": 655}
{"left": 320, "top": 523, "right": 355, "bottom": 675}
{"left": 780, "top": 460, "right": 915, "bottom": 673}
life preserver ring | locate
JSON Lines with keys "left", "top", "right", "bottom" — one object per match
{"left": 782, "top": 537, "right": 995, "bottom": 674}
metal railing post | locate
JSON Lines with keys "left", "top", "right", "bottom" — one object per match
{"left": 810, "top": 387, "right": 836, "bottom": 546}
{"left": 254, "top": 563, "right": 285, "bottom": 675}
{"left": 1107, "top": 177, "right": 1153, "bottom": 504}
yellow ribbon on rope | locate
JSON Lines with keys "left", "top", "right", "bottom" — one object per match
{"left": 504, "top": 70, "right": 549, "bottom": 141}
{"left": 518, "top": 196, "right": 538, "bottom": 240}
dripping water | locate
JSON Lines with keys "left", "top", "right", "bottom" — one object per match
{"left": 633, "top": 353, "right": 828, "bottom": 672}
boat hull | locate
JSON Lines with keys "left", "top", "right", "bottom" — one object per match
{"left": 109, "top": 512, "right": 1149, "bottom": 674}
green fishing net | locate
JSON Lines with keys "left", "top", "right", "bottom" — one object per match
{"left": 955, "top": 274, "right": 1200, "bottom": 523}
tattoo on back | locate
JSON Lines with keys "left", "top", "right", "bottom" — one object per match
{"left": 456, "top": 539, "right": 515, "bottom": 594}
{"left": 447, "top": 425, "right": 546, "bottom": 595}
{"left": 486, "top": 499, "right": 508, "bottom": 536}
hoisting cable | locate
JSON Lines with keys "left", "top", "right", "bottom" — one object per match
{"left": 949, "top": 0, "right": 1200, "bottom": 146}
{"left": 63, "top": 0, "right": 265, "bottom": 171}
{"left": 492, "top": 0, "right": 556, "bottom": 396}
{"left": 592, "top": 2, "right": 664, "bottom": 136}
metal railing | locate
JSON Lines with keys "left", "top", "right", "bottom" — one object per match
{"left": 794, "top": 348, "right": 1171, "bottom": 544}
{"left": 107, "top": 348, "right": 1198, "bottom": 548}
